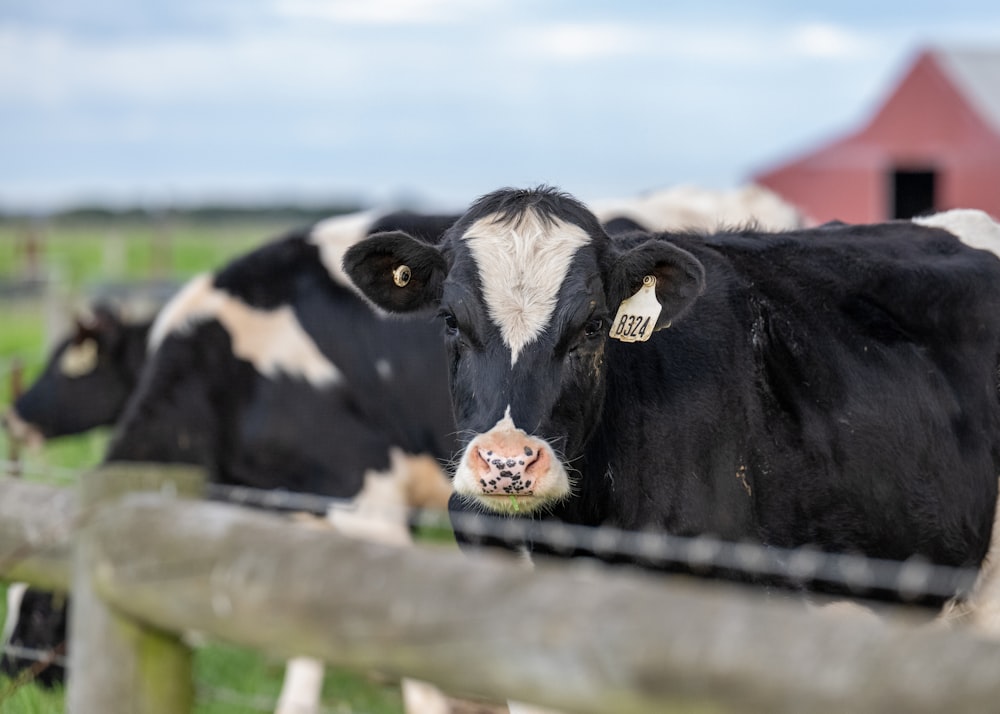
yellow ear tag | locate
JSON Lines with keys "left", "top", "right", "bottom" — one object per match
{"left": 610, "top": 275, "right": 660, "bottom": 343}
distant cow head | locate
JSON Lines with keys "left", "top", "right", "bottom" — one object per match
{"left": 345, "top": 186, "right": 705, "bottom": 515}
{"left": 3, "top": 305, "right": 150, "bottom": 444}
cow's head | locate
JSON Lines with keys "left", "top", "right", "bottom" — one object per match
{"left": 4, "top": 306, "right": 148, "bottom": 444}
{"left": 344, "top": 187, "right": 704, "bottom": 515}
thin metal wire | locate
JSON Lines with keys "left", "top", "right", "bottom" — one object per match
{"left": 0, "top": 471, "right": 980, "bottom": 604}
{"left": 0, "top": 644, "right": 68, "bottom": 668}
{"left": 205, "top": 482, "right": 980, "bottom": 604}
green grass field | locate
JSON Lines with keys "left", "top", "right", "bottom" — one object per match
{"left": 0, "top": 218, "right": 415, "bottom": 713}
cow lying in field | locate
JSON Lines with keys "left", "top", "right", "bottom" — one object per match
{"left": 345, "top": 186, "right": 1000, "bottom": 610}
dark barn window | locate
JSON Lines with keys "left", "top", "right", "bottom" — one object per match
{"left": 890, "top": 168, "right": 937, "bottom": 219}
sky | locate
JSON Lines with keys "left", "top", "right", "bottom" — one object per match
{"left": 3, "top": 0, "right": 1000, "bottom": 214}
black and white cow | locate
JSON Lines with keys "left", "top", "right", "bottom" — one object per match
{"left": 2, "top": 210, "right": 462, "bottom": 711}
{"left": 2, "top": 305, "right": 152, "bottom": 446}
{"left": 105, "top": 214, "right": 459, "bottom": 496}
{"left": 344, "top": 186, "right": 1000, "bottom": 597}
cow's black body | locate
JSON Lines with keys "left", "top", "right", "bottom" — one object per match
{"left": 345, "top": 187, "right": 1000, "bottom": 591}
{"left": 543, "top": 225, "right": 999, "bottom": 562}
{"left": 107, "top": 231, "right": 457, "bottom": 496}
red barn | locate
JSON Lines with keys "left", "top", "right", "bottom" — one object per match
{"left": 752, "top": 48, "right": 1000, "bottom": 224}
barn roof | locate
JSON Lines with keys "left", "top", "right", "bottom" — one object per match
{"left": 933, "top": 48, "right": 1000, "bottom": 135}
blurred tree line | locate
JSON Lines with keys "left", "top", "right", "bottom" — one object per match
{"left": 0, "top": 201, "right": 367, "bottom": 226}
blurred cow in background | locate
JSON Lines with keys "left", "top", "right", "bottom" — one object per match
{"left": 590, "top": 182, "right": 804, "bottom": 232}
{"left": 2, "top": 209, "right": 464, "bottom": 714}
{"left": 2, "top": 305, "right": 153, "bottom": 448}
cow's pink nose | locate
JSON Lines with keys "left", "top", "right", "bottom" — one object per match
{"left": 475, "top": 443, "right": 541, "bottom": 495}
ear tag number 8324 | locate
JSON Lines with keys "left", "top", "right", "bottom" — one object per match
{"left": 610, "top": 275, "right": 661, "bottom": 343}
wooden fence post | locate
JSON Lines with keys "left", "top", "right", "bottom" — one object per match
{"left": 66, "top": 463, "right": 205, "bottom": 714}
{"left": 5, "top": 358, "right": 24, "bottom": 477}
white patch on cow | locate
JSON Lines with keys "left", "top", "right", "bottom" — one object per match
{"left": 58, "top": 338, "right": 98, "bottom": 378}
{"left": 325, "top": 447, "right": 452, "bottom": 546}
{"left": 914, "top": 209, "right": 1000, "bottom": 258}
{"left": 400, "top": 679, "right": 452, "bottom": 714}
{"left": 147, "top": 273, "right": 218, "bottom": 349}
{"left": 276, "top": 656, "right": 325, "bottom": 714}
{"left": 308, "top": 209, "right": 380, "bottom": 284}
{"left": 1, "top": 582, "right": 28, "bottom": 649}
{"left": 147, "top": 273, "right": 340, "bottom": 387}
{"left": 462, "top": 210, "right": 591, "bottom": 366}
{"left": 590, "top": 183, "right": 803, "bottom": 232}
{"left": 375, "top": 358, "right": 393, "bottom": 381}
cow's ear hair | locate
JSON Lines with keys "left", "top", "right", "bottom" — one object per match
{"left": 606, "top": 239, "right": 706, "bottom": 330}
{"left": 343, "top": 230, "right": 447, "bottom": 314}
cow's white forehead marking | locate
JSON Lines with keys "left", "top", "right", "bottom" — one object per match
{"left": 462, "top": 210, "right": 591, "bottom": 365}
{"left": 58, "top": 338, "right": 99, "bottom": 378}
{"left": 148, "top": 273, "right": 340, "bottom": 386}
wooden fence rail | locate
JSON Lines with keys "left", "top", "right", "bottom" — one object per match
{"left": 2, "top": 467, "right": 1000, "bottom": 714}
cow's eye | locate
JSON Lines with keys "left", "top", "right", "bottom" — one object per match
{"left": 440, "top": 311, "right": 459, "bottom": 335}
{"left": 584, "top": 317, "right": 604, "bottom": 338}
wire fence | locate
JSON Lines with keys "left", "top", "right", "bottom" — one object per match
{"left": 203, "top": 481, "right": 981, "bottom": 606}
{"left": 0, "top": 465, "right": 992, "bottom": 714}
{"left": 1, "top": 466, "right": 984, "bottom": 603}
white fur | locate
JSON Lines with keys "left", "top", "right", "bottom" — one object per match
{"left": 1, "top": 583, "right": 28, "bottom": 649}
{"left": 308, "top": 210, "right": 379, "bottom": 287}
{"left": 275, "top": 656, "right": 325, "bottom": 714}
{"left": 914, "top": 209, "right": 1000, "bottom": 257}
{"left": 462, "top": 211, "right": 591, "bottom": 366}
{"left": 57, "top": 338, "right": 98, "bottom": 378}
{"left": 147, "top": 274, "right": 340, "bottom": 387}
{"left": 590, "top": 183, "right": 803, "bottom": 232}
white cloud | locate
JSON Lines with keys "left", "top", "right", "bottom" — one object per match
{"left": 524, "top": 23, "right": 643, "bottom": 61}
{"left": 788, "top": 23, "right": 873, "bottom": 59}
{"left": 271, "top": 0, "right": 498, "bottom": 25}
{"left": 514, "top": 20, "right": 877, "bottom": 65}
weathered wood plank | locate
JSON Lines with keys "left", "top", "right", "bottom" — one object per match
{"left": 85, "top": 493, "right": 1000, "bottom": 714}
{"left": 0, "top": 476, "right": 76, "bottom": 590}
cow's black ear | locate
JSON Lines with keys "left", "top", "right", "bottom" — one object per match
{"left": 606, "top": 239, "right": 705, "bottom": 331}
{"left": 343, "top": 230, "right": 447, "bottom": 314}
